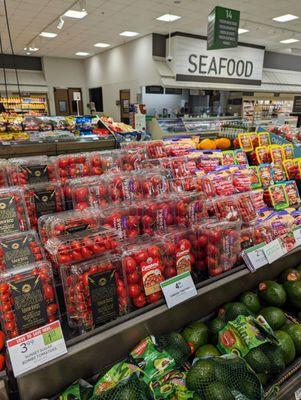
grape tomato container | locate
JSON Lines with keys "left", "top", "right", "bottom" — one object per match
{"left": 121, "top": 240, "right": 167, "bottom": 310}
{"left": 7, "top": 156, "right": 58, "bottom": 186}
{"left": 194, "top": 220, "right": 241, "bottom": 277}
{"left": 145, "top": 141, "right": 167, "bottom": 159}
{"left": 160, "top": 157, "right": 196, "bottom": 179}
{"left": 0, "top": 230, "right": 44, "bottom": 272}
{"left": 139, "top": 170, "right": 170, "bottom": 198}
{"left": 70, "top": 176, "right": 110, "bottom": 210}
{"left": 45, "top": 228, "right": 119, "bottom": 266}
{"left": 38, "top": 207, "right": 103, "bottom": 244}
{"left": 0, "top": 187, "right": 30, "bottom": 235}
{"left": 89, "top": 150, "right": 122, "bottom": 175}
{"left": 201, "top": 170, "right": 234, "bottom": 198}
{"left": 170, "top": 176, "right": 203, "bottom": 193}
{"left": 119, "top": 148, "right": 147, "bottom": 172}
{"left": 141, "top": 195, "right": 176, "bottom": 236}
{"left": 175, "top": 192, "right": 207, "bottom": 227}
{"left": 106, "top": 173, "right": 143, "bottom": 203}
{"left": 212, "top": 193, "right": 257, "bottom": 224}
{"left": 0, "top": 160, "right": 9, "bottom": 188}
{"left": 0, "top": 261, "right": 59, "bottom": 339}
{"left": 23, "top": 182, "right": 65, "bottom": 229}
{"left": 61, "top": 255, "right": 128, "bottom": 333}
{"left": 55, "top": 153, "right": 91, "bottom": 183}
{"left": 102, "top": 204, "right": 141, "bottom": 241}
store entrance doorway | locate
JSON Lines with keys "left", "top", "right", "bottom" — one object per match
{"left": 120, "top": 89, "right": 130, "bottom": 124}
{"left": 54, "top": 88, "right": 83, "bottom": 115}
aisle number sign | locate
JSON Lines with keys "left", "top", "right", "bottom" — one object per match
{"left": 7, "top": 321, "right": 67, "bottom": 377}
{"left": 207, "top": 6, "right": 240, "bottom": 50}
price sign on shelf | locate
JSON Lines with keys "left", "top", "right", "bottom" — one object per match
{"left": 160, "top": 272, "right": 197, "bottom": 309}
{"left": 242, "top": 243, "right": 268, "bottom": 272}
{"left": 7, "top": 321, "right": 67, "bottom": 377}
{"left": 263, "top": 238, "right": 286, "bottom": 264}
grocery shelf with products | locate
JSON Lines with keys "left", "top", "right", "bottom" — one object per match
{"left": 0, "top": 94, "right": 49, "bottom": 116}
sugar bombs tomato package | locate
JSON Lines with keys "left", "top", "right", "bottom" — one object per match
{"left": 102, "top": 204, "right": 141, "bottom": 241}
{"left": 174, "top": 192, "right": 207, "bottom": 227}
{"left": 7, "top": 156, "right": 58, "bottom": 185}
{"left": 107, "top": 173, "right": 143, "bottom": 203}
{"left": 0, "top": 230, "right": 44, "bottom": 272}
{"left": 139, "top": 170, "right": 169, "bottom": 198}
{"left": 141, "top": 195, "right": 176, "bottom": 235}
{"left": 122, "top": 240, "right": 167, "bottom": 309}
{"left": 0, "top": 187, "right": 30, "bottom": 235}
{"left": 61, "top": 256, "right": 128, "bottom": 333}
{"left": 45, "top": 228, "right": 119, "bottom": 266}
{"left": 70, "top": 176, "right": 110, "bottom": 210}
{"left": 0, "top": 261, "right": 59, "bottom": 339}
{"left": 23, "top": 182, "right": 65, "bottom": 229}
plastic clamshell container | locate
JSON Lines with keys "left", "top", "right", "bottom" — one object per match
{"left": 145, "top": 140, "right": 167, "bottom": 159}
{"left": 61, "top": 255, "right": 128, "bottom": 333}
{"left": 174, "top": 192, "right": 207, "bottom": 227}
{"left": 102, "top": 204, "right": 141, "bottom": 241}
{"left": 139, "top": 170, "right": 170, "bottom": 198}
{"left": 0, "top": 230, "right": 44, "bottom": 271}
{"left": 45, "top": 228, "right": 119, "bottom": 266}
{"left": 55, "top": 153, "right": 91, "bottom": 183}
{"left": 212, "top": 192, "right": 257, "bottom": 224}
{"left": 160, "top": 156, "right": 196, "bottom": 179}
{"left": 119, "top": 147, "right": 147, "bottom": 171}
{"left": 0, "top": 261, "right": 59, "bottom": 339}
{"left": 170, "top": 176, "right": 203, "bottom": 193}
{"left": 0, "top": 187, "right": 30, "bottom": 235}
{"left": 106, "top": 172, "right": 143, "bottom": 203}
{"left": 70, "top": 176, "right": 110, "bottom": 210}
{"left": 89, "top": 150, "right": 122, "bottom": 175}
{"left": 0, "top": 160, "right": 9, "bottom": 188}
{"left": 201, "top": 170, "right": 235, "bottom": 198}
{"left": 7, "top": 156, "right": 58, "bottom": 186}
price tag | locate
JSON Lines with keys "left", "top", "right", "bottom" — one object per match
{"left": 263, "top": 239, "right": 286, "bottom": 264}
{"left": 242, "top": 243, "right": 268, "bottom": 272}
{"left": 295, "top": 387, "right": 301, "bottom": 400}
{"left": 7, "top": 321, "right": 67, "bottom": 377}
{"left": 293, "top": 227, "right": 301, "bottom": 247}
{"left": 160, "top": 272, "right": 197, "bottom": 309}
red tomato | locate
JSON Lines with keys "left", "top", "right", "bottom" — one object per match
{"left": 127, "top": 271, "right": 140, "bottom": 284}
{"left": 47, "top": 303, "right": 58, "bottom": 316}
{"left": 133, "top": 293, "right": 147, "bottom": 308}
{"left": 124, "top": 256, "right": 137, "bottom": 273}
{"left": 134, "top": 251, "right": 148, "bottom": 263}
{"left": 117, "top": 286, "right": 127, "bottom": 298}
{"left": 198, "top": 235, "right": 208, "bottom": 248}
{"left": 165, "top": 267, "right": 177, "bottom": 278}
{"left": 44, "top": 285, "right": 54, "bottom": 301}
{"left": 128, "top": 284, "right": 141, "bottom": 299}
{"left": 148, "top": 246, "right": 161, "bottom": 258}
{"left": 148, "top": 292, "right": 162, "bottom": 303}
{"left": 178, "top": 239, "right": 191, "bottom": 250}
{"left": 165, "top": 242, "right": 176, "bottom": 256}
{"left": 0, "top": 354, "right": 5, "bottom": 371}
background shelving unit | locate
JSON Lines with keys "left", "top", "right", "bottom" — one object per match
{"left": 0, "top": 94, "right": 49, "bottom": 116}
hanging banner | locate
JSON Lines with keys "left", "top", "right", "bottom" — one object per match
{"left": 207, "top": 6, "right": 240, "bottom": 50}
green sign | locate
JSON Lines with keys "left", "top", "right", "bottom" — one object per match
{"left": 207, "top": 6, "right": 240, "bottom": 50}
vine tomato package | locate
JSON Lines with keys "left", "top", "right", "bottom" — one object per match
{"left": 102, "top": 204, "right": 141, "bottom": 241}
{"left": 283, "top": 159, "right": 300, "bottom": 180}
{"left": 258, "top": 132, "right": 270, "bottom": 146}
{"left": 119, "top": 147, "right": 147, "bottom": 172}
{"left": 272, "top": 163, "right": 286, "bottom": 183}
{"left": 221, "top": 150, "right": 236, "bottom": 166}
{"left": 270, "top": 144, "right": 284, "bottom": 164}
{"left": 258, "top": 164, "right": 274, "bottom": 188}
{"left": 141, "top": 195, "right": 176, "bottom": 235}
{"left": 234, "top": 149, "right": 249, "bottom": 166}
{"left": 256, "top": 146, "right": 271, "bottom": 164}
{"left": 265, "top": 184, "right": 289, "bottom": 210}
{"left": 284, "top": 180, "right": 301, "bottom": 206}
{"left": 232, "top": 167, "right": 257, "bottom": 193}
{"left": 0, "top": 187, "right": 30, "bottom": 235}
{"left": 0, "top": 261, "right": 59, "bottom": 339}
{"left": 238, "top": 133, "right": 253, "bottom": 152}
{"left": 70, "top": 176, "right": 110, "bottom": 210}
{"left": 61, "top": 255, "right": 128, "bottom": 333}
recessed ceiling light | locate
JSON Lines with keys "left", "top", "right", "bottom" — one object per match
{"left": 273, "top": 14, "right": 299, "bottom": 22}
{"left": 29, "top": 47, "right": 39, "bottom": 52}
{"left": 26, "top": 52, "right": 31, "bottom": 55}
{"left": 120, "top": 31, "right": 139, "bottom": 37}
{"left": 94, "top": 42, "right": 110, "bottom": 48}
{"left": 156, "top": 14, "right": 181, "bottom": 22}
{"left": 64, "top": 10, "right": 88, "bottom": 19}
{"left": 238, "top": 28, "right": 249, "bottom": 34}
{"left": 40, "top": 32, "right": 57, "bottom": 38}
{"left": 280, "top": 38, "right": 299, "bottom": 44}
{"left": 76, "top": 52, "right": 90, "bottom": 56}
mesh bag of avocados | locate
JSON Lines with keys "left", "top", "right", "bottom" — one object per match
{"left": 59, "top": 379, "right": 93, "bottom": 400}
{"left": 186, "top": 354, "right": 263, "bottom": 400}
{"left": 155, "top": 332, "right": 191, "bottom": 369}
{"left": 91, "top": 361, "right": 153, "bottom": 400}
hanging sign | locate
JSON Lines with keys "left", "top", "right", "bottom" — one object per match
{"left": 207, "top": 6, "right": 240, "bottom": 50}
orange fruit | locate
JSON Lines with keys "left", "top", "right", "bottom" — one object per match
{"left": 198, "top": 138, "right": 216, "bottom": 150}
{"left": 215, "top": 138, "right": 231, "bottom": 150}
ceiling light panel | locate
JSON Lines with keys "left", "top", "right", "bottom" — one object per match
{"left": 280, "top": 38, "right": 299, "bottom": 43}
{"left": 64, "top": 10, "right": 88, "bottom": 19}
{"left": 238, "top": 28, "right": 249, "bottom": 34}
{"left": 273, "top": 14, "right": 299, "bottom": 22}
{"left": 94, "top": 43, "right": 110, "bottom": 48}
{"left": 39, "top": 32, "right": 57, "bottom": 38}
{"left": 156, "top": 14, "right": 181, "bottom": 22}
{"left": 120, "top": 31, "right": 139, "bottom": 37}
{"left": 76, "top": 52, "right": 90, "bottom": 56}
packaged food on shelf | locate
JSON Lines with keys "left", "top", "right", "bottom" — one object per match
{"left": 282, "top": 143, "right": 294, "bottom": 159}
{"left": 283, "top": 159, "right": 300, "bottom": 180}
{"left": 7, "top": 156, "right": 58, "bottom": 185}
{"left": 23, "top": 182, "right": 65, "bottom": 229}
{"left": 141, "top": 195, "right": 176, "bottom": 235}
{"left": 0, "top": 160, "right": 8, "bottom": 188}
{"left": 139, "top": 170, "right": 169, "bottom": 198}
{"left": 170, "top": 175, "right": 203, "bottom": 193}
{"left": 45, "top": 228, "right": 119, "bottom": 266}
{"left": 194, "top": 219, "right": 241, "bottom": 277}
{"left": 55, "top": 153, "right": 91, "bottom": 183}
{"left": 238, "top": 133, "right": 253, "bottom": 152}
{"left": 194, "top": 151, "right": 223, "bottom": 172}
{"left": 212, "top": 192, "right": 257, "bottom": 224}
{"left": 264, "top": 184, "right": 289, "bottom": 210}
{"left": 0, "top": 187, "right": 30, "bottom": 235}
{"left": 258, "top": 131, "right": 270, "bottom": 146}
{"left": 234, "top": 149, "right": 249, "bottom": 165}
{"left": 232, "top": 167, "right": 258, "bottom": 192}
{"left": 201, "top": 169, "right": 235, "bottom": 198}
{"left": 145, "top": 140, "right": 167, "bottom": 159}
{"left": 284, "top": 180, "right": 301, "bottom": 206}
{"left": 102, "top": 204, "right": 141, "bottom": 241}
{"left": 0, "top": 230, "right": 44, "bottom": 271}
{"left": 258, "top": 164, "right": 274, "bottom": 188}
{"left": 175, "top": 192, "right": 207, "bottom": 227}
{"left": 250, "top": 189, "right": 266, "bottom": 209}
{"left": 160, "top": 156, "right": 196, "bottom": 178}
{"left": 70, "top": 176, "right": 110, "bottom": 210}
{"left": 256, "top": 146, "right": 271, "bottom": 164}
{"left": 270, "top": 144, "right": 285, "bottom": 164}
{"left": 61, "top": 256, "right": 128, "bottom": 333}
{"left": 272, "top": 163, "right": 286, "bottom": 183}
{"left": 119, "top": 147, "right": 147, "bottom": 171}
{"left": 0, "top": 261, "right": 59, "bottom": 339}
{"left": 107, "top": 173, "right": 143, "bottom": 203}
{"left": 38, "top": 207, "right": 103, "bottom": 244}
{"left": 221, "top": 150, "right": 236, "bottom": 166}
{"left": 89, "top": 150, "right": 122, "bottom": 175}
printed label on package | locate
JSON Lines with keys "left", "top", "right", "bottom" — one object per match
{"left": 11, "top": 275, "right": 48, "bottom": 333}
{"left": 0, "top": 196, "right": 20, "bottom": 235}
{"left": 23, "top": 165, "right": 49, "bottom": 184}
{"left": 66, "top": 223, "right": 89, "bottom": 235}
{"left": 1, "top": 236, "right": 35, "bottom": 269}
{"left": 141, "top": 257, "right": 164, "bottom": 295}
{"left": 34, "top": 189, "right": 57, "bottom": 218}
{"left": 176, "top": 247, "right": 191, "bottom": 274}
{"left": 89, "top": 270, "right": 119, "bottom": 325}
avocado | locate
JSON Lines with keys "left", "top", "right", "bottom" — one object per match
{"left": 157, "top": 332, "right": 191, "bottom": 366}
{"left": 258, "top": 281, "right": 287, "bottom": 307}
{"left": 204, "top": 382, "right": 234, "bottom": 400}
{"left": 283, "top": 323, "right": 301, "bottom": 355}
{"left": 279, "top": 268, "right": 301, "bottom": 283}
{"left": 186, "top": 360, "right": 216, "bottom": 391}
{"left": 284, "top": 281, "right": 301, "bottom": 310}
{"left": 222, "top": 302, "right": 251, "bottom": 322}
{"left": 196, "top": 344, "right": 220, "bottom": 359}
{"left": 244, "top": 347, "right": 271, "bottom": 374}
{"left": 182, "top": 322, "right": 209, "bottom": 352}
{"left": 256, "top": 373, "right": 270, "bottom": 386}
{"left": 275, "top": 330, "right": 296, "bottom": 366}
{"left": 193, "top": 394, "right": 205, "bottom": 400}
{"left": 208, "top": 318, "right": 225, "bottom": 344}
{"left": 239, "top": 291, "right": 261, "bottom": 314}
{"left": 116, "top": 385, "right": 141, "bottom": 400}
{"left": 262, "top": 343, "right": 286, "bottom": 374}
{"left": 259, "top": 307, "right": 286, "bottom": 330}
{"left": 239, "top": 377, "right": 262, "bottom": 400}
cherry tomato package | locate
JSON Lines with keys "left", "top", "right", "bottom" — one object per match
{"left": 102, "top": 204, "right": 141, "bottom": 241}
{"left": 256, "top": 147, "right": 271, "bottom": 164}
{"left": 0, "top": 160, "right": 8, "bottom": 188}
{"left": 89, "top": 150, "right": 122, "bottom": 175}
{"left": 221, "top": 151, "right": 236, "bottom": 166}
{"left": 0, "top": 230, "right": 44, "bottom": 272}
{"left": 195, "top": 152, "right": 223, "bottom": 173}
{"left": 282, "top": 144, "right": 294, "bottom": 160}
{"left": 0, "top": 261, "right": 59, "bottom": 339}
{"left": 270, "top": 145, "right": 284, "bottom": 164}
{"left": 141, "top": 195, "right": 176, "bottom": 235}
{"left": 283, "top": 159, "right": 300, "bottom": 180}
{"left": 175, "top": 192, "right": 207, "bottom": 227}
{"left": 23, "top": 182, "right": 65, "bottom": 229}
{"left": 258, "top": 164, "right": 274, "bottom": 188}
{"left": 106, "top": 173, "right": 143, "bottom": 203}
{"left": 238, "top": 133, "right": 253, "bottom": 152}
{"left": 122, "top": 240, "right": 167, "bottom": 309}
{"left": 258, "top": 132, "right": 270, "bottom": 147}
{"left": 201, "top": 169, "right": 234, "bottom": 198}
{"left": 264, "top": 184, "right": 289, "bottom": 210}
{"left": 139, "top": 170, "right": 169, "bottom": 198}
{"left": 55, "top": 153, "right": 91, "bottom": 183}
{"left": 45, "top": 228, "right": 119, "bottom": 266}
{"left": 38, "top": 207, "right": 103, "bottom": 244}
{"left": 61, "top": 256, "right": 128, "bottom": 333}
{"left": 170, "top": 176, "right": 203, "bottom": 193}
{"left": 70, "top": 176, "right": 110, "bottom": 210}
{"left": 212, "top": 193, "right": 257, "bottom": 224}
{"left": 7, "top": 156, "right": 58, "bottom": 186}
{"left": 272, "top": 163, "right": 286, "bottom": 183}
{"left": 234, "top": 149, "right": 249, "bottom": 166}
{"left": 250, "top": 189, "right": 266, "bottom": 210}
{"left": 194, "top": 220, "right": 241, "bottom": 277}
{"left": 0, "top": 187, "right": 30, "bottom": 235}
{"left": 284, "top": 180, "right": 301, "bottom": 206}
{"left": 232, "top": 168, "right": 256, "bottom": 193}
{"left": 145, "top": 141, "right": 167, "bottom": 159}
{"left": 119, "top": 148, "right": 147, "bottom": 171}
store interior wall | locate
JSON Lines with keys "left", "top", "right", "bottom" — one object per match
{"left": 142, "top": 88, "right": 189, "bottom": 116}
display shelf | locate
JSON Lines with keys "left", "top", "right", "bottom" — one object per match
{"left": 0, "top": 95, "right": 48, "bottom": 116}
{"left": 15, "top": 248, "right": 301, "bottom": 400}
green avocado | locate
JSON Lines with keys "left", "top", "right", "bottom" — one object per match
{"left": 262, "top": 343, "right": 286, "bottom": 374}
{"left": 259, "top": 307, "right": 286, "bottom": 330}
{"left": 238, "top": 377, "right": 262, "bottom": 400}
{"left": 283, "top": 323, "right": 301, "bottom": 355}
{"left": 196, "top": 344, "right": 220, "bottom": 359}
{"left": 244, "top": 348, "right": 271, "bottom": 374}
{"left": 256, "top": 373, "right": 270, "bottom": 386}
{"left": 239, "top": 291, "right": 261, "bottom": 314}
{"left": 186, "top": 360, "right": 216, "bottom": 391}
{"left": 279, "top": 268, "right": 301, "bottom": 283}
{"left": 208, "top": 318, "right": 226, "bottom": 345}
{"left": 275, "top": 330, "right": 296, "bottom": 366}
{"left": 258, "top": 281, "right": 287, "bottom": 307}
{"left": 222, "top": 302, "right": 251, "bottom": 322}
{"left": 204, "top": 382, "right": 234, "bottom": 400}
{"left": 284, "top": 281, "right": 301, "bottom": 310}
{"left": 182, "top": 322, "right": 209, "bottom": 352}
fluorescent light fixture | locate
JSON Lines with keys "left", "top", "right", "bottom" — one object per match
{"left": 29, "top": 47, "right": 39, "bottom": 52}
{"left": 156, "top": 14, "right": 181, "bottom": 22}
{"left": 120, "top": 31, "right": 139, "bottom": 37}
{"left": 26, "top": 52, "right": 31, "bottom": 55}
{"left": 76, "top": 51, "right": 90, "bottom": 56}
{"left": 280, "top": 38, "right": 299, "bottom": 43}
{"left": 57, "top": 16, "right": 65, "bottom": 30}
{"left": 64, "top": 9, "right": 87, "bottom": 19}
{"left": 40, "top": 32, "right": 57, "bottom": 38}
{"left": 24, "top": 47, "right": 27, "bottom": 50}
{"left": 94, "top": 42, "right": 110, "bottom": 48}
{"left": 273, "top": 14, "right": 299, "bottom": 22}
{"left": 238, "top": 28, "right": 249, "bottom": 34}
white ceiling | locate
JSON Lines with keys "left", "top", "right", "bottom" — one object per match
{"left": 0, "top": 0, "right": 301, "bottom": 59}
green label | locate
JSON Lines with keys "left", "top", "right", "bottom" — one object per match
{"left": 43, "top": 327, "right": 63, "bottom": 345}
{"left": 207, "top": 6, "right": 240, "bottom": 50}
{"left": 160, "top": 271, "right": 190, "bottom": 288}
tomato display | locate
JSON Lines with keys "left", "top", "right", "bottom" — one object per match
{"left": 139, "top": 171, "right": 169, "bottom": 198}
{"left": 70, "top": 176, "right": 110, "bottom": 210}
{"left": 174, "top": 192, "right": 207, "bottom": 227}
{"left": 0, "top": 160, "right": 8, "bottom": 188}
{"left": 106, "top": 173, "right": 143, "bottom": 203}
{"left": 141, "top": 195, "right": 176, "bottom": 235}
{"left": 0, "top": 187, "right": 30, "bottom": 235}
{"left": 102, "top": 204, "right": 141, "bottom": 241}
